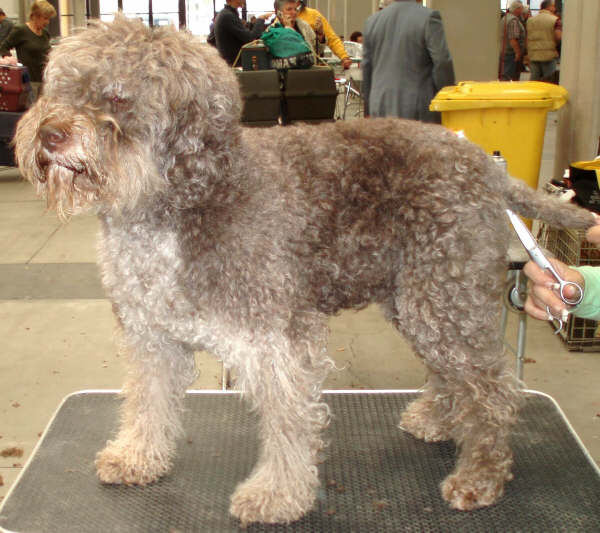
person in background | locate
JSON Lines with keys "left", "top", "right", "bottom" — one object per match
{"left": 0, "top": 0, "right": 56, "bottom": 99}
{"left": 0, "top": 8, "right": 13, "bottom": 44}
{"left": 295, "top": 0, "right": 352, "bottom": 69}
{"left": 207, "top": 14, "right": 217, "bottom": 47}
{"left": 527, "top": 0, "right": 562, "bottom": 83}
{"left": 517, "top": 4, "right": 530, "bottom": 76}
{"left": 524, "top": 224, "right": 600, "bottom": 324}
{"left": 499, "top": 0, "right": 525, "bottom": 81}
{"left": 273, "top": 0, "right": 320, "bottom": 57}
{"left": 214, "top": 0, "right": 272, "bottom": 66}
{"left": 362, "top": 0, "right": 454, "bottom": 123}
{"left": 519, "top": 4, "right": 531, "bottom": 29}
{"left": 349, "top": 31, "right": 363, "bottom": 43}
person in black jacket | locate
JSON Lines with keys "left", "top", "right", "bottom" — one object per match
{"left": 214, "top": 0, "right": 272, "bottom": 65}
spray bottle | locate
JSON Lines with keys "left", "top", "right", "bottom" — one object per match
{"left": 491, "top": 150, "right": 507, "bottom": 173}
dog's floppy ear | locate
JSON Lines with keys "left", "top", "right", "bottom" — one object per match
{"left": 145, "top": 27, "right": 243, "bottom": 206}
{"left": 150, "top": 27, "right": 242, "bottom": 154}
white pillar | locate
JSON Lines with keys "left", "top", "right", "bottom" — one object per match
{"left": 73, "top": 0, "right": 87, "bottom": 29}
{"left": 427, "top": 0, "right": 499, "bottom": 82}
{"left": 553, "top": 0, "right": 600, "bottom": 179}
{"left": 19, "top": 0, "right": 29, "bottom": 23}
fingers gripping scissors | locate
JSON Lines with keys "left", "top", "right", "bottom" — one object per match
{"left": 506, "top": 209, "right": 584, "bottom": 333}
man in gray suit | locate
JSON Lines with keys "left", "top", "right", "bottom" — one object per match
{"left": 363, "top": 0, "right": 455, "bottom": 123}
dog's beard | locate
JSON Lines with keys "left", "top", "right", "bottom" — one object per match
{"left": 35, "top": 139, "right": 165, "bottom": 221}
{"left": 34, "top": 130, "right": 110, "bottom": 221}
{"left": 41, "top": 159, "right": 104, "bottom": 221}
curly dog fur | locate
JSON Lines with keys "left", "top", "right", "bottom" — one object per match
{"left": 15, "top": 16, "right": 595, "bottom": 525}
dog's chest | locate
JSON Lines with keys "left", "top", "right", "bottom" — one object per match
{"left": 98, "top": 218, "right": 198, "bottom": 328}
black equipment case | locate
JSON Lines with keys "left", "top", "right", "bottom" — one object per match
{"left": 234, "top": 66, "right": 336, "bottom": 127}
{"left": 240, "top": 42, "right": 271, "bottom": 71}
{"left": 283, "top": 66, "right": 336, "bottom": 123}
{"left": 234, "top": 69, "right": 281, "bottom": 127}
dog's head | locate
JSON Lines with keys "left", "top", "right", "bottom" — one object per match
{"left": 15, "top": 15, "right": 241, "bottom": 220}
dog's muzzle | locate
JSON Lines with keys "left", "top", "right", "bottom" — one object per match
{"left": 34, "top": 114, "right": 103, "bottom": 181}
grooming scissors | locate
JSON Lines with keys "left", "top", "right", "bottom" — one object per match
{"left": 506, "top": 209, "right": 584, "bottom": 333}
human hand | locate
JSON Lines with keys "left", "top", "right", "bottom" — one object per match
{"left": 523, "top": 257, "right": 584, "bottom": 322}
{"left": 314, "top": 16, "right": 325, "bottom": 43}
{"left": 341, "top": 57, "right": 352, "bottom": 69}
{"left": 280, "top": 12, "right": 293, "bottom": 27}
{"left": 586, "top": 223, "right": 600, "bottom": 245}
{"left": 0, "top": 56, "right": 17, "bottom": 66}
{"left": 314, "top": 16, "right": 323, "bottom": 35}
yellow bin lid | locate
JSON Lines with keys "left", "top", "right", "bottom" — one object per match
{"left": 430, "top": 81, "right": 568, "bottom": 111}
{"left": 571, "top": 159, "right": 600, "bottom": 170}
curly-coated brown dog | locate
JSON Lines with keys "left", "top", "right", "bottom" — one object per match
{"left": 15, "top": 16, "right": 595, "bottom": 526}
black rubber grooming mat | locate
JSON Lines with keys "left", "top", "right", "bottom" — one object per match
{"left": 1, "top": 391, "right": 599, "bottom": 532}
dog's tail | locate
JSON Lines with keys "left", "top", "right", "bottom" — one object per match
{"left": 503, "top": 172, "right": 597, "bottom": 230}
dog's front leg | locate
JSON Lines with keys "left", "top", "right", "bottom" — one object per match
{"left": 228, "top": 317, "right": 332, "bottom": 526}
{"left": 95, "top": 333, "right": 196, "bottom": 485}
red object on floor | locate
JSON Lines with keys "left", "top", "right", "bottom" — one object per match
{"left": 0, "top": 65, "right": 32, "bottom": 112}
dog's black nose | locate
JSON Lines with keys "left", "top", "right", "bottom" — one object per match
{"left": 40, "top": 125, "right": 67, "bottom": 152}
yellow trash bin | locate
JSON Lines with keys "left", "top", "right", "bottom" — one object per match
{"left": 430, "top": 81, "right": 568, "bottom": 191}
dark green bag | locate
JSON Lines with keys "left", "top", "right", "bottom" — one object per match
{"left": 260, "top": 25, "right": 314, "bottom": 69}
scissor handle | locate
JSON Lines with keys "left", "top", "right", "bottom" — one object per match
{"left": 546, "top": 305, "right": 564, "bottom": 335}
{"left": 559, "top": 281, "right": 584, "bottom": 306}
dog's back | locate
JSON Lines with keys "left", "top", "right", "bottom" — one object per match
{"left": 238, "top": 118, "right": 594, "bottom": 315}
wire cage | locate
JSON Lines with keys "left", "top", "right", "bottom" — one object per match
{"left": 540, "top": 224, "right": 600, "bottom": 351}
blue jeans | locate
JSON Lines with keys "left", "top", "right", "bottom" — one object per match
{"left": 529, "top": 59, "right": 558, "bottom": 82}
{"left": 500, "top": 53, "right": 518, "bottom": 81}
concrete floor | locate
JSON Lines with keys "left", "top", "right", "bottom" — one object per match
{"left": 1, "top": 114, "right": 599, "bottom": 505}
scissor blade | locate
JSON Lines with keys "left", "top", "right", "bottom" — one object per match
{"left": 505, "top": 209, "right": 537, "bottom": 251}
{"left": 506, "top": 209, "right": 555, "bottom": 272}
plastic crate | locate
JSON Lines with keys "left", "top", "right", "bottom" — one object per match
{"left": 540, "top": 224, "right": 600, "bottom": 351}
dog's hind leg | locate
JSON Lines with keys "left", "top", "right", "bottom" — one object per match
{"left": 438, "top": 366, "right": 519, "bottom": 511}
{"left": 392, "top": 215, "right": 520, "bottom": 510}
{"left": 229, "top": 313, "right": 332, "bottom": 525}
{"left": 95, "top": 333, "right": 196, "bottom": 485}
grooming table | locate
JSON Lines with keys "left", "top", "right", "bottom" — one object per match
{"left": 1, "top": 391, "right": 599, "bottom": 532}
{"left": 502, "top": 235, "right": 531, "bottom": 379}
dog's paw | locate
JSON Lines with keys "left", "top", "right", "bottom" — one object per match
{"left": 230, "top": 472, "right": 316, "bottom": 525}
{"left": 440, "top": 470, "right": 510, "bottom": 511}
{"left": 399, "top": 400, "right": 451, "bottom": 442}
{"left": 95, "top": 441, "right": 170, "bottom": 486}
